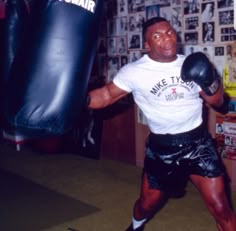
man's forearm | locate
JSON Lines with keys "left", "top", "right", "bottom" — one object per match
{"left": 88, "top": 87, "right": 112, "bottom": 109}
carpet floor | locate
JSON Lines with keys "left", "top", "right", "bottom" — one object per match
{"left": 0, "top": 141, "right": 236, "bottom": 231}
{"left": 0, "top": 169, "right": 100, "bottom": 231}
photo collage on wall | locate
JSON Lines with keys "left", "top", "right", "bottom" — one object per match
{"left": 96, "top": 0, "right": 235, "bottom": 83}
{"left": 94, "top": 0, "right": 236, "bottom": 128}
{"left": 216, "top": 112, "right": 236, "bottom": 160}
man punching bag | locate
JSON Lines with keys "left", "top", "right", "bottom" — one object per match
{"left": 4, "top": 0, "right": 104, "bottom": 136}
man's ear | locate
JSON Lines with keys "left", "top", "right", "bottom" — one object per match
{"left": 144, "top": 42, "right": 150, "bottom": 51}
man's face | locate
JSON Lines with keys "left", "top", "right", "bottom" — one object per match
{"left": 144, "top": 21, "right": 177, "bottom": 62}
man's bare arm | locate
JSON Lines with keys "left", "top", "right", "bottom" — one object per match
{"left": 88, "top": 82, "right": 129, "bottom": 109}
{"left": 200, "top": 83, "right": 224, "bottom": 108}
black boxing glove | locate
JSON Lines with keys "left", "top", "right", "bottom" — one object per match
{"left": 181, "top": 52, "right": 220, "bottom": 96}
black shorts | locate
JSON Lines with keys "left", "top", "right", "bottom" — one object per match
{"left": 144, "top": 127, "right": 225, "bottom": 192}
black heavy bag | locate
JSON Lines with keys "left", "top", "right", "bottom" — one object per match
{"left": 4, "top": 0, "right": 104, "bottom": 136}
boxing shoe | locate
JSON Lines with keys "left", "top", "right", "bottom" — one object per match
{"left": 125, "top": 224, "right": 145, "bottom": 231}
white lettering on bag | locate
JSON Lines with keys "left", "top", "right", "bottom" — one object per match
{"left": 62, "top": 0, "right": 96, "bottom": 13}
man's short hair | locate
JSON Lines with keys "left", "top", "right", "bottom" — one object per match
{"left": 142, "top": 17, "right": 168, "bottom": 41}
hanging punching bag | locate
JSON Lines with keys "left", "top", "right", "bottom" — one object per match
{"left": 4, "top": 0, "right": 104, "bottom": 136}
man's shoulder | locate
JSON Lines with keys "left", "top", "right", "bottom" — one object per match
{"left": 176, "top": 54, "right": 187, "bottom": 65}
{"left": 177, "top": 54, "right": 187, "bottom": 60}
{"left": 121, "top": 55, "right": 147, "bottom": 70}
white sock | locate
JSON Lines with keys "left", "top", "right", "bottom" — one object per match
{"left": 132, "top": 217, "right": 147, "bottom": 229}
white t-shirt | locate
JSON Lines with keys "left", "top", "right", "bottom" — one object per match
{"left": 113, "top": 54, "right": 203, "bottom": 134}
